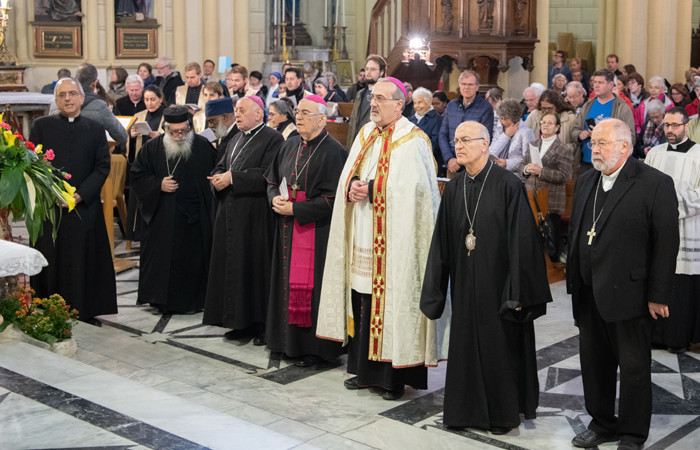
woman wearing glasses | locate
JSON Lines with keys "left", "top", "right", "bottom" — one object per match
{"left": 518, "top": 112, "right": 574, "bottom": 261}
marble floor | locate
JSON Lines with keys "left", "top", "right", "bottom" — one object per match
{"left": 1, "top": 230, "right": 700, "bottom": 449}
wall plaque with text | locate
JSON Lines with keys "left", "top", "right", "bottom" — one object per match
{"left": 34, "top": 24, "right": 82, "bottom": 58}
{"left": 116, "top": 27, "right": 157, "bottom": 59}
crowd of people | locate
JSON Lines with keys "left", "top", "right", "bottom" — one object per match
{"left": 29, "top": 50, "right": 699, "bottom": 450}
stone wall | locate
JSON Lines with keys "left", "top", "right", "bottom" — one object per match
{"left": 548, "top": 0, "right": 599, "bottom": 48}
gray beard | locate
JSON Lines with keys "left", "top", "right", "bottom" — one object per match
{"left": 163, "top": 131, "right": 194, "bottom": 161}
{"left": 213, "top": 122, "right": 229, "bottom": 139}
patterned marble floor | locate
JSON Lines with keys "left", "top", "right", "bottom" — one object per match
{"left": 1, "top": 230, "right": 699, "bottom": 449}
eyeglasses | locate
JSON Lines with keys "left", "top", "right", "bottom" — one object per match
{"left": 663, "top": 122, "right": 687, "bottom": 129}
{"left": 367, "top": 93, "right": 398, "bottom": 104}
{"left": 590, "top": 139, "right": 623, "bottom": 149}
{"left": 167, "top": 126, "right": 191, "bottom": 136}
{"left": 57, "top": 91, "right": 82, "bottom": 99}
{"left": 294, "top": 109, "right": 323, "bottom": 118}
{"left": 453, "top": 137, "right": 484, "bottom": 146}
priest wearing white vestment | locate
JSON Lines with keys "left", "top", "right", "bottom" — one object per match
{"left": 316, "top": 77, "right": 442, "bottom": 400}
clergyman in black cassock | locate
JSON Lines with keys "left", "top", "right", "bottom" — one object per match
{"left": 130, "top": 106, "right": 216, "bottom": 314}
{"left": 29, "top": 78, "right": 117, "bottom": 323}
{"left": 264, "top": 96, "right": 347, "bottom": 365}
{"left": 203, "top": 96, "right": 284, "bottom": 341}
{"left": 420, "top": 121, "right": 551, "bottom": 434}
{"left": 567, "top": 119, "right": 679, "bottom": 449}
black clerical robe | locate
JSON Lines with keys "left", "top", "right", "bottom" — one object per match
{"left": 263, "top": 130, "right": 347, "bottom": 360}
{"left": 29, "top": 114, "right": 117, "bottom": 320}
{"left": 130, "top": 134, "right": 216, "bottom": 313}
{"left": 420, "top": 160, "right": 552, "bottom": 430}
{"left": 203, "top": 123, "right": 284, "bottom": 329}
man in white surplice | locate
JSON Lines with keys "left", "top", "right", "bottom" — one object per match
{"left": 316, "top": 77, "right": 443, "bottom": 401}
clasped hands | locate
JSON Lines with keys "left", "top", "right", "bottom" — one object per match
{"left": 348, "top": 179, "right": 369, "bottom": 203}
{"left": 207, "top": 172, "right": 232, "bottom": 191}
{"left": 271, "top": 195, "right": 293, "bottom": 216}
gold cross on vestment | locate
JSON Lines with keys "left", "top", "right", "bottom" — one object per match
{"left": 586, "top": 225, "right": 596, "bottom": 245}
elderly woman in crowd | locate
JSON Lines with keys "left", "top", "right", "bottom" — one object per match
{"left": 552, "top": 73, "right": 568, "bottom": 97}
{"left": 685, "top": 77, "right": 700, "bottom": 118}
{"left": 408, "top": 87, "right": 443, "bottom": 175}
{"left": 517, "top": 112, "right": 573, "bottom": 262}
{"left": 314, "top": 77, "right": 341, "bottom": 103}
{"left": 490, "top": 99, "right": 535, "bottom": 173}
{"left": 634, "top": 75, "right": 673, "bottom": 134}
{"left": 322, "top": 71, "right": 348, "bottom": 102}
{"left": 267, "top": 97, "right": 298, "bottom": 140}
{"left": 485, "top": 86, "right": 504, "bottom": 142}
{"left": 670, "top": 83, "right": 691, "bottom": 109}
{"left": 525, "top": 90, "right": 576, "bottom": 156}
{"left": 634, "top": 99, "right": 667, "bottom": 159}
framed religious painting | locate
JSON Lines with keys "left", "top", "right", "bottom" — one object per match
{"left": 33, "top": 24, "right": 82, "bottom": 58}
{"left": 336, "top": 60, "right": 354, "bottom": 88}
{"left": 115, "top": 26, "right": 157, "bottom": 59}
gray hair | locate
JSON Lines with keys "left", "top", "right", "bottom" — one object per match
{"left": 75, "top": 63, "right": 98, "bottom": 91}
{"left": 497, "top": 99, "right": 523, "bottom": 122}
{"left": 315, "top": 102, "right": 328, "bottom": 115}
{"left": 155, "top": 57, "right": 172, "bottom": 69}
{"left": 599, "top": 118, "right": 633, "bottom": 147}
{"left": 125, "top": 74, "right": 144, "bottom": 88}
{"left": 54, "top": 77, "right": 85, "bottom": 96}
{"left": 530, "top": 82, "right": 546, "bottom": 96}
{"left": 322, "top": 71, "right": 337, "bottom": 85}
{"left": 314, "top": 76, "right": 329, "bottom": 90}
{"left": 648, "top": 76, "right": 667, "bottom": 93}
{"left": 646, "top": 98, "right": 666, "bottom": 115}
{"left": 459, "top": 70, "right": 480, "bottom": 85}
{"left": 269, "top": 98, "right": 295, "bottom": 121}
{"left": 552, "top": 73, "right": 567, "bottom": 84}
{"left": 566, "top": 81, "right": 587, "bottom": 95}
{"left": 376, "top": 78, "right": 406, "bottom": 102}
{"left": 412, "top": 87, "right": 432, "bottom": 105}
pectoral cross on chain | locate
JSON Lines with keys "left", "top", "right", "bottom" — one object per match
{"left": 290, "top": 182, "right": 300, "bottom": 200}
{"left": 586, "top": 225, "right": 596, "bottom": 245}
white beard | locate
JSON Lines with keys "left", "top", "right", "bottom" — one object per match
{"left": 163, "top": 131, "right": 194, "bottom": 161}
{"left": 592, "top": 148, "right": 622, "bottom": 173}
{"left": 213, "top": 122, "right": 229, "bottom": 139}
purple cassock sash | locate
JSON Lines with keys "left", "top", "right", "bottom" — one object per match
{"left": 288, "top": 190, "right": 315, "bottom": 327}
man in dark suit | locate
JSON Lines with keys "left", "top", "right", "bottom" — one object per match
{"left": 346, "top": 54, "right": 385, "bottom": 149}
{"left": 567, "top": 118, "right": 679, "bottom": 450}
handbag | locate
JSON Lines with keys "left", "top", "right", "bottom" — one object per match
{"left": 531, "top": 189, "right": 558, "bottom": 260}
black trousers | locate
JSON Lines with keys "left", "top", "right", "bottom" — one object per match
{"left": 578, "top": 285, "right": 653, "bottom": 445}
{"left": 346, "top": 290, "right": 427, "bottom": 390}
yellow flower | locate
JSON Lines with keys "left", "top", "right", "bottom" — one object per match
{"left": 62, "top": 180, "right": 76, "bottom": 196}
{"left": 61, "top": 191, "right": 76, "bottom": 211}
{"left": 35, "top": 144, "right": 42, "bottom": 154}
{"left": 3, "top": 129, "right": 15, "bottom": 147}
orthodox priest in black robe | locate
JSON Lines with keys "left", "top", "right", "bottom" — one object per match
{"left": 264, "top": 96, "right": 347, "bottom": 366}
{"left": 130, "top": 106, "right": 216, "bottom": 314}
{"left": 420, "top": 121, "right": 552, "bottom": 434}
{"left": 29, "top": 78, "right": 117, "bottom": 324}
{"left": 203, "top": 96, "right": 284, "bottom": 343}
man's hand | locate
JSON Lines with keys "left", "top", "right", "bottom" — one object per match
{"left": 161, "top": 175, "right": 179, "bottom": 192}
{"left": 207, "top": 172, "right": 233, "bottom": 191}
{"left": 579, "top": 129, "right": 592, "bottom": 141}
{"left": 495, "top": 158, "right": 507, "bottom": 168}
{"left": 447, "top": 158, "right": 461, "bottom": 173}
{"left": 73, "top": 193, "right": 82, "bottom": 204}
{"left": 348, "top": 179, "right": 369, "bottom": 202}
{"left": 504, "top": 121, "right": 519, "bottom": 138}
{"left": 648, "top": 302, "right": 669, "bottom": 320}
{"left": 272, "top": 195, "right": 293, "bottom": 215}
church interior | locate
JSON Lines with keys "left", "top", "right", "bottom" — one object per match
{"left": 2, "top": 1, "right": 700, "bottom": 448}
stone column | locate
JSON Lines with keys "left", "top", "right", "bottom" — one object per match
{"left": 674, "top": 0, "right": 693, "bottom": 83}
{"left": 232, "top": 0, "right": 249, "bottom": 68}
{"left": 531, "top": 0, "right": 549, "bottom": 85}
{"left": 202, "top": 0, "right": 219, "bottom": 64}
{"left": 172, "top": 0, "right": 187, "bottom": 71}
{"left": 646, "top": 0, "right": 678, "bottom": 80}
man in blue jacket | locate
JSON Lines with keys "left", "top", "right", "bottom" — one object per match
{"left": 438, "top": 70, "right": 493, "bottom": 178}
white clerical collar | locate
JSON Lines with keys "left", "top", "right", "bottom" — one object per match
{"left": 243, "top": 122, "right": 264, "bottom": 135}
{"left": 68, "top": 117, "right": 75, "bottom": 122}
{"left": 669, "top": 137, "right": 688, "bottom": 150}
{"left": 601, "top": 160, "right": 627, "bottom": 192}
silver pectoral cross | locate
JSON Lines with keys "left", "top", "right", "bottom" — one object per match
{"left": 586, "top": 225, "right": 596, "bottom": 245}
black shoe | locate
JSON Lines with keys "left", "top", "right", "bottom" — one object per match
{"left": 343, "top": 376, "right": 367, "bottom": 390}
{"left": 224, "top": 329, "right": 250, "bottom": 340}
{"left": 381, "top": 384, "right": 405, "bottom": 400}
{"left": 572, "top": 429, "right": 618, "bottom": 448}
{"left": 84, "top": 318, "right": 102, "bottom": 327}
{"left": 252, "top": 335, "right": 266, "bottom": 346}
{"left": 668, "top": 346, "right": 688, "bottom": 354}
{"left": 294, "top": 355, "right": 324, "bottom": 368}
{"left": 490, "top": 427, "right": 512, "bottom": 435}
{"left": 617, "top": 441, "right": 643, "bottom": 450}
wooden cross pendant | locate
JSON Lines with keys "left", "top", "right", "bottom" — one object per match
{"left": 586, "top": 225, "right": 596, "bottom": 245}
{"left": 291, "top": 182, "right": 300, "bottom": 200}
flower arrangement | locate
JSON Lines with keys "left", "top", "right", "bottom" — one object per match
{"left": 0, "top": 115, "right": 77, "bottom": 244}
{"left": 0, "top": 286, "right": 78, "bottom": 344}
